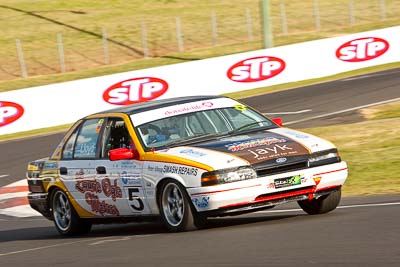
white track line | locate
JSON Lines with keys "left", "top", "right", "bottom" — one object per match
{"left": 257, "top": 201, "right": 400, "bottom": 214}
{"left": 263, "top": 109, "right": 312, "bottom": 115}
{"left": 0, "top": 174, "right": 9, "bottom": 178}
{"left": 285, "top": 97, "right": 400, "bottom": 125}
{"left": 0, "top": 237, "right": 113, "bottom": 257}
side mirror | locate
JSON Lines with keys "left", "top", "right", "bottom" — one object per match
{"left": 272, "top": 117, "right": 283, "bottom": 127}
{"left": 109, "top": 148, "right": 140, "bottom": 161}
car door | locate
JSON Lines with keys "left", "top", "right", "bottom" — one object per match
{"left": 58, "top": 118, "right": 104, "bottom": 216}
{"left": 95, "top": 116, "right": 151, "bottom": 216}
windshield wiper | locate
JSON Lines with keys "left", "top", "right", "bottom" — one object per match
{"left": 164, "top": 133, "right": 218, "bottom": 148}
{"left": 228, "top": 121, "right": 272, "bottom": 135}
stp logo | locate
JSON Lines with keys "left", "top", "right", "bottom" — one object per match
{"left": 0, "top": 101, "right": 24, "bottom": 127}
{"left": 227, "top": 56, "right": 285, "bottom": 82}
{"left": 103, "top": 77, "right": 168, "bottom": 105}
{"left": 336, "top": 37, "right": 389, "bottom": 62}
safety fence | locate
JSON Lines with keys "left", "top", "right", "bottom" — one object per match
{"left": 0, "top": 0, "right": 399, "bottom": 81}
{"left": 1, "top": 26, "right": 399, "bottom": 135}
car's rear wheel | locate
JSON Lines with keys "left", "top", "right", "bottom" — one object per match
{"left": 159, "top": 180, "right": 206, "bottom": 232}
{"left": 51, "top": 189, "right": 92, "bottom": 236}
{"left": 298, "top": 189, "right": 341, "bottom": 215}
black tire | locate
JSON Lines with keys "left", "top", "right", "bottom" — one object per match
{"left": 51, "top": 189, "right": 92, "bottom": 236}
{"left": 298, "top": 189, "right": 341, "bottom": 215}
{"left": 158, "top": 180, "right": 206, "bottom": 232}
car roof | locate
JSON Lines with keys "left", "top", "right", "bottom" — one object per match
{"left": 95, "top": 95, "right": 227, "bottom": 116}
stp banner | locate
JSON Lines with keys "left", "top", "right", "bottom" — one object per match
{"left": 1, "top": 26, "right": 400, "bottom": 135}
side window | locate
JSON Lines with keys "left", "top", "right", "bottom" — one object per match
{"left": 73, "top": 119, "right": 104, "bottom": 159}
{"left": 62, "top": 129, "right": 79, "bottom": 159}
{"left": 101, "top": 118, "right": 133, "bottom": 158}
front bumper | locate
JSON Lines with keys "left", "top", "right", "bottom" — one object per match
{"left": 28, "top": 193, "right": 52, "bottom": 220}
{"left": 188, "top": 161, "right": 348, "bottom": 216}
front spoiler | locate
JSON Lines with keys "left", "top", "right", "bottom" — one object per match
{"left": 201, "top": 186, "right": 341, "bottom": 217}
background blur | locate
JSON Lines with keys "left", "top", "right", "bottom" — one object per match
{"left": 1, "top": 0, "right": 400, "bottom": 82}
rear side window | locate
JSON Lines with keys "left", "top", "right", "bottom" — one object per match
{"left": 73, "top": 119, "right": 104, "bottom": 159}
{"left": 62, "top": 118, "right": 104, "bottom": 159}
{"left": 62, "top": 129, "right": 78, "bottom": 159}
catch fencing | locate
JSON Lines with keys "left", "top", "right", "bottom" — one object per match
{"left": 0, "top": 0, "right": 399, "bottom": 81}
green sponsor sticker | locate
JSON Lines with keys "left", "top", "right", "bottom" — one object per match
{"left": 274, "top": 174, "right": 303, "bottom": 189}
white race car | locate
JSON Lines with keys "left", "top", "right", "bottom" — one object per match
{"left": 27, "top": 95, "right": 348, "bottom": 235}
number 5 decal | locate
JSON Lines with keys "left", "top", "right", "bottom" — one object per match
{"left": 128, "top": 187, "right": 144, "bottom": 211}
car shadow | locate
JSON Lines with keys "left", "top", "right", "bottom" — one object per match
{"left": 0, "top": 213, "right": 305, "bottom": 243}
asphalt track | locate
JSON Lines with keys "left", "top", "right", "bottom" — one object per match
{"left": 1, "top": 68, "right": 400, "bottom": 266}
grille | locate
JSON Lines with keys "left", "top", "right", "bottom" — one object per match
{"left": 256, "top": 161, "right": 308, "bottom": 177}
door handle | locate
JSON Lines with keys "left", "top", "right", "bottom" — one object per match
{"left": 59, "top": 167, "right": 68, "bottom": 175}
{"left": 96, "top": 166, "right": 107, "bottom": 174}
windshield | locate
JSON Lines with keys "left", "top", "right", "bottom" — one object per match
{"left": 135, "top": 106, "right": 276, "bottom": 150}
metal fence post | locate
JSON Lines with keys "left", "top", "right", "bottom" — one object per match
{"left": 211, "top": 11, "right": 218, "bottom": 46}
{"left": 246, "top": 8, "right": 254, "bottom": 41}
{"left": 379, "top": 0, "right": 387, "bottom": 20}
{"left": 57, "top": 33, "right": 66, "bottom": 73}
{"left": 15, "top": 39, "right": 27, "bottom": 78}
{"left": 102, "top": 27, "right": 110, "bottom": 64}
{"left": 313, "top": 0, "right": 321, "bottom": 32}
{"left": 176, "top": 17, "right": 184, "bottom": 52}
{"left": 279, "top": 1, "right": 288, "bottom": 35}
{"left": 260, "top": 0, "right": 273, "bottom": 48}
{"left": 348, "top": 0, "right": 355, "bottom": 25}
{"left": 141, "top": 22, "right": 149, "bottom": 58}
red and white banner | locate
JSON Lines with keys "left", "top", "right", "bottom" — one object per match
{"left": 1, "top": 26, "right": 399, "bottom": 135}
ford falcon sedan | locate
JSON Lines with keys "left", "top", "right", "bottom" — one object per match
{"left": 27, "top": 95, "right": 348, "bottom": 235}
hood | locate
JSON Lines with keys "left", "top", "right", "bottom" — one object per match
{"left": 156, "top": 128, "right": 335, "bottom": 170}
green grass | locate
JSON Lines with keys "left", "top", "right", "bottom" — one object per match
{"left": 361, "top": 101, "right": 400, "bottom": 120}
{"left": 1, "top": 0, "right": 400, "bottom": 87}
{"left": 304, "top": 116, "right": 400, "bottom": 196}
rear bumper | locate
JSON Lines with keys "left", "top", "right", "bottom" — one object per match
{"left": 28, "top": 193, "right": 52, "bottom": 220}
{"left": 188, "top": 161, "right": 348, "bottom": 216}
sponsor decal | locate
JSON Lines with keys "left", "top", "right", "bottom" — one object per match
{"left": 281, "top": 130, "right": 310, "bottom": 139}
{"left": 227, "top": 56, "right": 286, "bottom": 82}
{"left": 196, "top": 132, "right": 310, "bottom": 163}
{"left": 192, "top": 196, "right": 210, "bottom": 208}
{"left": 76, "top": 177, "right": 122, "bottom": 201}
{"left": 75, "top": 169, "right": 86, "bottom": 179}
{"left": 75, "top": 178, "right": 122, "bottom": 216}
{"left": 226, "top": 137, "right": 287, "bottom": 152}
{"left": 163, "top": 165, "right": 198, "bottom": 176}
{"left": 103, "top": 77, "right": 168, "bottom": 105}
{"left": 0, "top": 101, "right": 24, "bottom": 127}
{"left": 276, "top": 157, "right": 287, "bottom": 164}
{"left": 43, "top": 162, "right": 58, "bottom": 169}
{"left": 164, "top": 102, "right": 214, "bottom": 116}
{"left": 336, "top": 37, "right": 389, "bottom": 62}
{"left": 179, "top": 149, "right": 207, "bottom": 158}
{"left": 274, "top": 175, "right": 303, "bottom": 189}
{"left": 147, "top": 164, "right": 198, "bottom": 176}
{"left": 121, "top": 171, "right": 142, "bottom": 186}
{"left": 248, "top": 144, "right": 296, "bottom": 160}
{"left": 76, "top": 180, "right": 102, "bottom": 194}
{"left": 121, "top": 160, "right": 139, "bottom": 169}
{"left": 95, "top": 119, "right": 104, "bottom": 133}
{"left": 234, "top": 104, "right": 247, "bottom": 111}
{"left": 85, "top": 192, "right": 120, "bottom": 216}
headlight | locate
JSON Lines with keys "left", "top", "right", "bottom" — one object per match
{"left": 308, "top": 149, "right": 341, "bottom": 167}
{"left": 201, "top": 167, "right": 257, "bottom": 186}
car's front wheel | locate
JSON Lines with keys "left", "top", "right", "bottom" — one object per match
{"left": 159, "top": 180, "right": 206, "bottom": 232}
{"left": 51, "top": 189, "right": 92, "bottom": 236}
{"left": 298, "top": 189, "right": 341, "bottom": 215}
